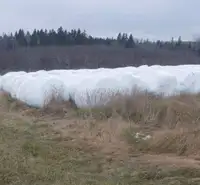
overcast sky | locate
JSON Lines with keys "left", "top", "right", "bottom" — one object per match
{"left": 0, "top": 0, "right": 199, "bottom": 41}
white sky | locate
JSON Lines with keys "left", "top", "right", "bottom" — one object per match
{"left": 0, "top": 0, "right": 200, "bottom": 41}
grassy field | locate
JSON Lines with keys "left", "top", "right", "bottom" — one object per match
{"left": 1, "top": 91, "right": 200, "bottom": 185}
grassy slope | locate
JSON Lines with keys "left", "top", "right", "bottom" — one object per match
{"left": 1, "top": 92, "right": 200, "bottom": 185}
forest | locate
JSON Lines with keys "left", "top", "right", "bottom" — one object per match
{"left": 0, "top": 27, "right": 199, "bottom": 73}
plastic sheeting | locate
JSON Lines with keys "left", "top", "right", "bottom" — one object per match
{"left": 1, "top": 65, "right": 200, "bottom": 108}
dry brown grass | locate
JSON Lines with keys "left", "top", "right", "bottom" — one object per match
{"left": 148, "top": 128, "right": 200, "bottom": 156}
{"left": 76, "top": 90, "right": 200, "bottom": 128}
{"left": 1, "top": 90, "right": 200, "bottom": 184}
{"left": 0, "top": 91, "right": 30, "bottom": 111}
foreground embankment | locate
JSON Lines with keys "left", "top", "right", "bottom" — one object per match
{"left": 1, "top": 90, "right": 200, "bottom": 184}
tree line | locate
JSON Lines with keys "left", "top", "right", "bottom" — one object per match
{"left": 0, "top": 27, "right": 199, "bottom": 53}
{"left": 0, "top": 27, "right": 200, "bottom": 73}
{"left": 0, "top": 27, "right": 136, "bottom": 49}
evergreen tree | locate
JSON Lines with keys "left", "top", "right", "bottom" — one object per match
{"left": 15, "top": 29, "right": 27, "bottom": 46}
{"left": 57, "top": 26, "right": 66, "bottom": 45}
{"left": 122, "top": 33, "right": 128, "bottom": 44}
{"left": 48, "top": 29, "right": 56, "bottom": 45}
{"left": 176, "top": 36, "right": 182, "bottom": 46}
{"left": 75, "top": 28, "right": 86, "bottom": 45}
{"left": 25, "top": 31, "right": 31, "bottom": 47}
{"left": 2, "top": 28, "right": 140, "bottom": 48}
{"left": 117, "top": 33, "right": 122, "bottom": 45}
{"left": 125, "top": 34, "right": 135, "bottom": 48}
{"left": 30, "top": 29, "right": 39, "bottom": 46}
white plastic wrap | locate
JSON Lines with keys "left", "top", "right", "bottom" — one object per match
{"left": 0, "top": 65, "right": 200, "bottom": 108}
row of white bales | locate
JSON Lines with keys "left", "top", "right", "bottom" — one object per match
{"left": 0, "top": 65, "right": 200, "bottom": 108}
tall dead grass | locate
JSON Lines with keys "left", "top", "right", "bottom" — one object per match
{"left": 74, "top": 90, "right": 200, "bottom": 156}
{"left": 76, "top": 90, "right": 200, "bottom": 128}
{"left": 42, "top": 87, "right": 77, "bottom": 116}
{"left": 2, "top": 88, "right": 200, "bottom": 127}
{"left": 149, "top": 128, "right": 200, "bottom": 156}
{"left": 2, "top": 88, "right": 200, "bottom": 156}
